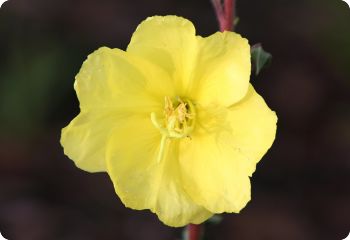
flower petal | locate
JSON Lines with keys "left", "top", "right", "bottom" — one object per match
{"left": 75, "top": 46, "right": 174, "bottom": 112}
{"left": 179, "top": 133, "right": 252, "bottom": 213}
{"left": 227, "top": 85, "right": 278, "bottom": 173}
{"left": 63, "top": 47, "right": 174, "bottom": 172}
{"left": 106, "top": 116, "right": 212, "bottom": 227}
{"left": 179, "top": 85, "right": 277, "bottom": 213}
{"left": 61, "top": 111, "right": 119, "bottom": 172}
{"left": 191, "top": 31, "right": 251, "bottom": 107}
{"left": 127, "top": 16, "right": 198, "bottom": 95}
{"left": 128, "top": 17, "right": 251, "bottom": 106}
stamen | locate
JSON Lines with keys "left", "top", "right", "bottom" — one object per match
{"left": 150, "top": 96, "right": 196, "bottom": 163}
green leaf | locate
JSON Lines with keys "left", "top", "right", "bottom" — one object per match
{"left": 182, "top": 226, "right": 189, "bottom": 240}
{"left": 206, "top": 214, "right": 223, "bottom": 225}
{"left": 251, "top": 44, "right": 272, "bottom": 75}
{"left": 233, "top": 17, "right": 240, "bottom": 27}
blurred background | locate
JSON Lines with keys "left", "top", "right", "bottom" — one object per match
{"left": 0, "top": 0, "right": 349, "bottom": 239}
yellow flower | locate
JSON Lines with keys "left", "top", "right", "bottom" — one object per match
{"left": 60, "top": 15, "right": 277, "bottom": 227}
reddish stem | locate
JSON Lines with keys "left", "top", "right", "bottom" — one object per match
{"left": 187, "top": 224, "right": 202, "bottom": 240}
{"left": 211, "top": 0, "right": 236, "bottom": 31}
{"left": 224, "top": 0, "right": 235, "bottom": 31}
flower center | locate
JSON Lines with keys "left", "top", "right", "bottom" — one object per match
{"left": 151, "top": 96, "right": 196, "bottom": 162}
{"left": 151, "top": 96, "right": 196, "bottom": 139}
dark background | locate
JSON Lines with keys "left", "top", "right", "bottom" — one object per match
{"left": 0, "top": 0, "right": 349, "bottom": 239}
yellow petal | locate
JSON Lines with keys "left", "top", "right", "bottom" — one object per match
{"left": 106, "top": 116, "right": 212, "bottom": 227}
{"left": 228, "top": 85, "right": 278, "bottom": 174}
{"left": 179, "top": 85, "right": 277, "bottom": 213}
{"left": 127, "top": 16, "right": 198, "bottom": 95}
{"left": 127, "top": 16, "right": 250, "bottom": 106}
{"left": 63, "top": 47, "right": 174, "bottom": 172}
{"left": 61, "top": 111, "right": 119, "bottom": 172}
{"left": 191, "top": 31, "right": 251, "bottom": 107}
{"left": 179, "top": 132, "right": 252, "bottom": 213}
{"left": 75, "top": 46, "right": 174, "bottom": 112}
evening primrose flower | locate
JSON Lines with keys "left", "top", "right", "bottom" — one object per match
{"left": 61, "top": 15, "right": 277, "bottom": 227}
